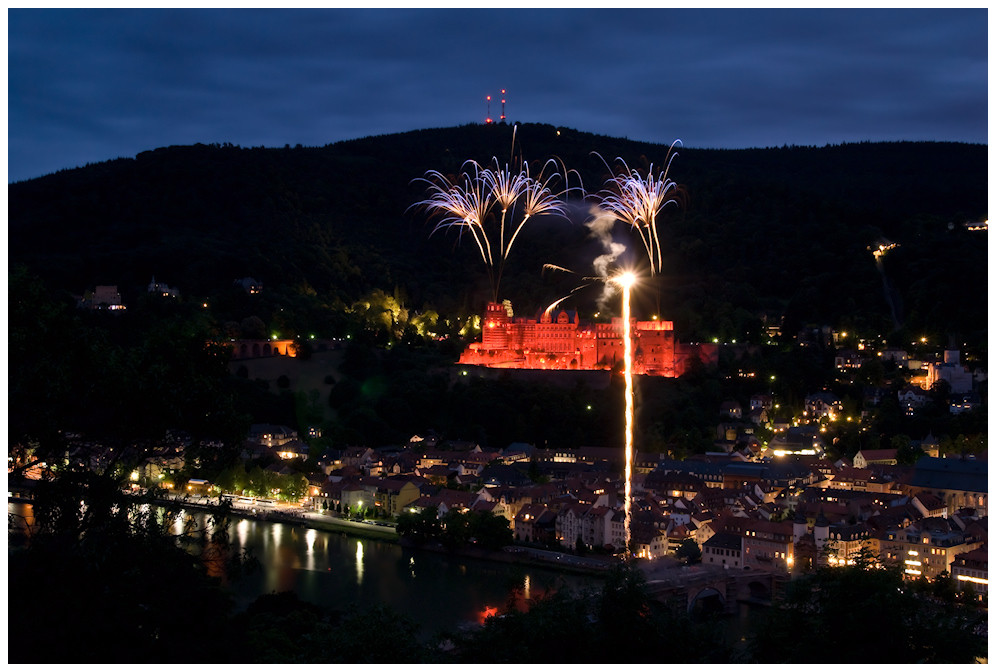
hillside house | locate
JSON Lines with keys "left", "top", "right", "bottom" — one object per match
{"left": 702, "top": 532, "right": 744, "bottom": 569}
{"left": 852, "top": 448, "right": 898, "bottom": 469}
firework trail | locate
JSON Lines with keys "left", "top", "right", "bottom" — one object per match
{"left": 539, "top": 205, "right": 629, "bottom": 316}
{"left": 615, "top": 271, "right": 637, "bottom": 557}
{"left": 870, "top": 240, "right": 902, "bottom": 330}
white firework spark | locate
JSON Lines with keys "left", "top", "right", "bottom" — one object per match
{"left": 413, "top": 147, "right": 577, "bottom": 302}
{"left": 593, "top": 139, "right": 683, "bottom": 276}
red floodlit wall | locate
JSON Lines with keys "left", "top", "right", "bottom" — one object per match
{"left": 459, "top": 303, "right": 709, "bottom": 377}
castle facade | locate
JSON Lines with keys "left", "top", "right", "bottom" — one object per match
{"left": 459, "top": 302, "right": 717, "bottom": 377}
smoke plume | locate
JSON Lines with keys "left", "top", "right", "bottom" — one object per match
{"left": 585, "top": 206, "right": 625, "bottom": 310}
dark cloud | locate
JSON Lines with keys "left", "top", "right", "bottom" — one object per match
{"left": 8, "top": 8, "right": 987, "bottom": 182}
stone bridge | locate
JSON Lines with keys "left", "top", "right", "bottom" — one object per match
{"left": 644, "top": 566, "right": 787, "bottom": 615}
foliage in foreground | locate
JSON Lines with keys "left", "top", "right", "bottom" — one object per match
{"left": 746, "top": 550, "right": 987, "bottom": 663}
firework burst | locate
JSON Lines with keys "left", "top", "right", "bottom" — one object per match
{"left": 593, "top": 140, "right": 683, "bottom": 277}
{"left": 413, "top": 148, "right": 578, "bottom": 302}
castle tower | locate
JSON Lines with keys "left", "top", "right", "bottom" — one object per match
{"left": 792, "top": 508, "right": 808, "bottom": 544}
{"left": 814, "top": 508, "right": 830, "bottom": 556}
{"left": 482, "top": 302, "right": 509, "bottom": 350}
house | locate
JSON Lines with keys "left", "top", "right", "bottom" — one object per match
{"left": 831, "top": 466, "right": 872, "bottom": 491}
{"left": 690, "top": 514, "right": 716, "bottom": 548}
{"left": 479, "top": 463, "right": 530, "bottom": 487}
{"left": 917, "top": 433, "right": 940, "bottom": 459}
{"left": 720, "top": 399, "right": 743, "bottom": 419}
{"left": 343, "top": 446, "right": 377, "bottom": 468}
{"left": 749, "top": 395, "right": 773, "bottom": 427}
{"left": 907, "top": 457, "right": 987, "bottom": 516}
{"left": 880, "top": 348, "right": 909, "bottom": 367}
{"left": 248, "top": 424, "right": 298, "bottom": 448}
{"left": 81, "top": 285, "right": 126, "bottom": 310}
{"left": 317, "top": 449, "right": 344, "bottom": 475}
{"left": 340, "top": 483, "right": 369, "bottom": 513}
{"left": 500, "top": 443, "right": 534, "bottom": 464}
{"left": 236, "top": 277, "right": 262, "bottom": 294}
{"left": 274, "top": 439, "right": 309, "bottom": 461}
{"left": 835, "top": 349, "right": 864, "bottom": 370}
{"left": 898, "top": 386, "right": 929, "bottom": 413}
{"left": 555, "top": 501, "right": 590, "bottom": 550}
{"left": 184, "top": 478, "right": 212, "bottom": 497}
{"left": 137, "top": 449, "right": 185, "bottom": 482}
{"left": 853, "top": 448, "right": 898, "bottom": 469}
{"left": 949, "top": 392, "right": 982, "bottom": 415}
{"left": 702, "top": 532, "right": 744, "bottom": 569}
{"left": 147, "top": 276, "right": 179, "bottom": 298}
{"left": 513, "top": 503, "right": 557, "bottom": 545}
{"left": 583, "top": 506, "right": 623, "bottom": 551}
{"left": 749, "top": 394, "right": 773, "bottom": 413}
{"left": 876, "top": 518, "right": 983, "bottom": 581}
{"left": 911, "top": 492, "right": 948, "bottom": 519}
{"left": 822, "top": 522, "right": 874, "bottom": 566}
{"left": 632, "top": 521, "right": 669, "bottom": 560}
{"left": 925, "top": 350, "right": 974, "bottom": 394}
{"left": 863, "top": 386, "right": 888, "bottom": 407}
{"left": 418, "top": 464, "right": 458, "bottom": 485}
{"left": 804, "top": 391, "right": 842, "bottom": 420}
{"left": 748, "top": 406, "right": 770, "bottom": 427}
{"left": 951, "top": 546, "right": 988, "bottom": 596}
{"left": 407, "top": 489, "right": 478, "bottom": 517}
{"left": 371, "top": 477, "right": 426, "bottom": 517}
{"left": 723, "top": 518, "right": 794, "bottom": 572}
{"left": 768, "top": 426, "right": 824, "bottom": 457}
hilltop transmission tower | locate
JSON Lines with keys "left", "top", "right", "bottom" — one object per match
{"left": 484, "top": 89, "right": 507, "bottom": 124}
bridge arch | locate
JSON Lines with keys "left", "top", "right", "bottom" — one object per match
{"left": 746, "top": 579, "right": 771, "bottom": 602}
{"left": 688, "top": 586, "right": 725, "bottom": 616}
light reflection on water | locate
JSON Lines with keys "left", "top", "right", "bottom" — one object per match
{"left": 8, "top": 502, "right": 601, "bottom": 638}
{"left": 355, "top": 540, "right": 364, "bottom": 585}
{"left": 237, "top": 519, "right": 250, "bottom": 547}
{"left": 204, "top": 510, "right": 600, "bottom": 637}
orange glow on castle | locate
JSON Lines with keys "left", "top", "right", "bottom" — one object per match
{"left": 459, "top": 302, "right": 717, "bottom": 376}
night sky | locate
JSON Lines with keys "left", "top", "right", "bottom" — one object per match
{"left": 8, "top": 8, "right": 988, "bottom": 183}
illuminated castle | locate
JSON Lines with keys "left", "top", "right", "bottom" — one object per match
{"left": 459, "top": 302, "right": 717, "bottom": 377}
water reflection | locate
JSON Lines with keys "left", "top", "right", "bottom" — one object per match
{"left": 355, "top": 540, "right": 364, "bottom": 585}
{"left": 305, "top": 529, "right": 317, "bottom": 572}
{"left": 8, "top": 502, "right": 602, "bottom": 639}
{"left": 236, "top": 519, "right": 250, "bottom": 547}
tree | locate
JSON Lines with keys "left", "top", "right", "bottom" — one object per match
{"left": 467, "top": 510, "right": 513, "bottom": 550}
{"left": 893, "top": 433, "right": 924, "bottom": 465}
{"left": 395, "top": 506, "right": 442, "bottom": 543}
{"left": 248, "top": 465, "right": 270, "bottom": 497}
{"left": 746, "top": 556, "right": 987, "bottom": 663}
{"left": 10, "top": 466, "right": 241, "bottom": 663}
{"left": 441, "top": 508, "right": 472, "bottom": 549}
{"left": 675, "top": 538, "right": 702, "bottom": 565}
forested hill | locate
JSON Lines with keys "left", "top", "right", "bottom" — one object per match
{"left": 9, "top": 123, "right": 987, "bottom": 345}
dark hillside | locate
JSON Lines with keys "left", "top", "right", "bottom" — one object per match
{"left": 9, "top": 124, "right": 986, "bottom": 345}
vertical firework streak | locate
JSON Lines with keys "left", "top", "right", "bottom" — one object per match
{"left": 617, "top": 271, "right": 636, "bottom": 557}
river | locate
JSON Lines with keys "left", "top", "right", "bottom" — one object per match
{"left": 8, "top": 501, "right": 600, "bottom": 639}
